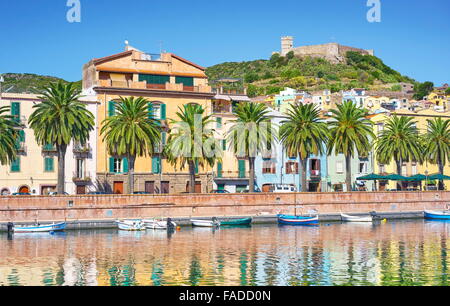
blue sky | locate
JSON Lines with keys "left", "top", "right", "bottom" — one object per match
{"left": 0, "top": 0, "right": 449, "bottom": 85}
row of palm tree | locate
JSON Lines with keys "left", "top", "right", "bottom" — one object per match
{"left": 0, "top": 81, "right": 449, "bottom": 194}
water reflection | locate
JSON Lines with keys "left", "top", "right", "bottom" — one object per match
{"left": 0, "top": 220, "right": 449, "bottom": 286}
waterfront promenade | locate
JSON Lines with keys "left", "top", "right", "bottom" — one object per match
{"left": 0, "top": 191, "right": 449, "bottom": 229}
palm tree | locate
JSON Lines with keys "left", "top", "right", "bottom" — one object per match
{"left": 327, "top": 101, "right": 374, "bottom": 192}
{"left": 280, "top": 103, "right": 329, "bottom": 192}
{"left": 227, "top": 102, "right": 275, "bottom": 192}
{"left": 375, "top": 115, "right": 423, "bottom": 190}
{"left": 29, "top": 81, "right": 94, "bottom": 194}
{"left": 423, "top": 118, "right": 450, "bottom": 190}
{"left": 165, "top": 104, "right": 221, "bottom": 193}
{"left": 0, "top": 106, "right": 20, "bottom": 165}
{"left": 101, "top": 97, "right": 161, "bottom": 194}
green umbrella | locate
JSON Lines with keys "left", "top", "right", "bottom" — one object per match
{"left": 428, "top": 173, "right": 450, "bottom": 181}
{"left": 408, "top": 174, "right": 427, "bottom": 181}
{"left": 356, "top": 173, "right": 387, "bottom": 181}
{"left": 385, "top": 174, "right": 411, "bottom": 181}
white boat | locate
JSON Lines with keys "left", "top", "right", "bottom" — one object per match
{"left": 340, "top": 213, "right": 373, "bottom": 222}
{"left": 143, "top": 219, "right": 177, "bottom": 230}
{"left": 13, "top": 222, "right": 66, "bottom": 233}
{"left": 116, "top": 220, "right": 146, "bottom": 231}
{"left": 191, "top": 219, "right": 220, "bottom": 227}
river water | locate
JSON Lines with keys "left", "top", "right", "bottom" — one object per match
{"left": 0, "top": 219, "right": 449, "bottom": 286}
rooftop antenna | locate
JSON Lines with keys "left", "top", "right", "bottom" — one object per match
{"left": 124, "top": 40, "right": 129, "bottom": 50}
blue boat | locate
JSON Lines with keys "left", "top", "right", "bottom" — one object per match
{"left": 424, "top": 210, "right": 450, "bottom": 220}
{"left": 13, "top": 222, "right": 67, "bottom": 233}
{"left": 277, "top": 214, "right": 319, "bottom": 226}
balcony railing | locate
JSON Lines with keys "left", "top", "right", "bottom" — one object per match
{"left": 73, "top": 144, "right": 92, "bottom": 154}
{"left": 215, "top": 170, "right": 250, "bottom": 179}
{"left": 73, "top": 171, "right": 92, "bottom": 183}
{"left": 15, "top": 142, "right": 26, "bottom": 153}
{"left": 42, "top": 144, "right": 57, "bottom": 153}
{"left": 96, "top": 80, "right": 212, "bottom": 93}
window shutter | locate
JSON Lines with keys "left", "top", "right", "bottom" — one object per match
{"left": 238, "top": 160, "right": 246, "bottom": 178}
{"left": 19, "top": 130, "right": 25, "bottom": 142}
{"left": 11, "top": 102, "right": 20, "bottom": 122}
{"left": 194, "top": 160, "right": 199, "bottom": 174}
{"left": 109, "top": 157, "right": 115, "bottom": 173}
{"left": 108, "top": 101, "right": 116, "bottom": 117}
{"left": 161, "top": 132, "right": 166, "bottom": 146}
{"left": 222, "top": 139, "right": 226, "bottom": 151}
{"left": 45, "top": 157, "right": 54, "bottom": 172}
{"left": 148, "top": 103, "right": 154, "bottom": 119}
{"left": 175, "top": 76, "right": 194, "bottom": 86}
{"left": 122, "top": 158, "right": 129, "bottom": 173}
{"left": 216, "top": 117, "right": 222, "bottom": 129}
{"left": 11, "top": 157, "right": 20, "bottom": 172}
{"left": 217, "top": 162, "right": 223, "bottom": 178}
{"left": 152, "top": 157, "right": 160, "bottom": 174}
{"left": 160, "top": 104, "right": 166, "bottom": 120}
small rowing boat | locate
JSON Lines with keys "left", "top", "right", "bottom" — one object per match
{"left": 277, "top": 214, "right": 319, "bottom": 226}
{"left": 340, "top": 213, "right": 373, "bottom": 223}
{"left": 191, "top": 218, "right": 220, "bottom": 227}
{"left": 424, "top": 210, "right": 450, "bottom": 220}
{"left": 143, "top": 219, "right": 177, "bottom": 230}
{"left": 13, "top": 222, "right": 66, "bottom": 233}
{"left": 116, "top": 220, "right": 146, "bottom": 231}
{"left": 220, "top": 217, "right": 252, "bottom": 226}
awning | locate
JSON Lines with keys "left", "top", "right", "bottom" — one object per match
{"left": 428, "top": 174, "right": 450, "bottom": 181}
{"left": 356, "top": 173, "right": 386, "bottom": 181}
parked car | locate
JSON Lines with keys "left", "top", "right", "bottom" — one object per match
{"left": 210, "top": 189, "right": 230, "bottom": 194}
{"left": 133, "top": 191, "right": 152, "bottom": 195}
{"left": 12, "top": 192, "right": 31, "bottom": 196}
{"left": 270, "top": 184, "right": 297, "bottom": 193}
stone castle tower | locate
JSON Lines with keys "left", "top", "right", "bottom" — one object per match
{"left": 278, "top": 36, "right": 374, "bottom": 64}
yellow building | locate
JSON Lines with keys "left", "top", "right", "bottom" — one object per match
{"left": 364, "top": 96, "right": 391, "bottom": 112}
{"left": 83, "top": 44, "right": 219, "bottom": 194}
{"left": 0, "top": 93, "right": 58, "bottom": 195}
{"left": 426, "top": 91, "right": 449, "bottom": 111}
{"left": 372, "top": 109, "right": 450, "bottom": 190}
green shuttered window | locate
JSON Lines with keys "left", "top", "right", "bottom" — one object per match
{"left": 217, "top": 162, "right": 223, "bottom": 178}
{"left": 44, "top": 157, "right": 54, "bottom": 172}
{"left": 108, "top": 101, "right": 116, "bottom": 117}
{"left": 11, "top": 157, "right": 20, "bottom": 172}
{"left": 238, "top": 160, "right": 246, "bottom": 178}
{"left": 139, "top": 74, "right": 169, "bottom": 85}
{"left": 11, "top": 102, "right": 20, "bottom": 122}
{"left": 160, "top": 104, "right": 166, "bottom": 120}
{"left": 152, "top": 157, "right": 161, "bottom": 174}
{"left": 109, "top": 157, "right": 128, "bottom": 173}
{"left": 175, "top": 76, "right": 194, "bottom": 87}
{"left": 216, "top": 117, "right": 222, "bottom": 129}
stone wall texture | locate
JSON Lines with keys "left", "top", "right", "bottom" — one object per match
{"left": 0, "top": 191, "right": 449, "bottom": 222}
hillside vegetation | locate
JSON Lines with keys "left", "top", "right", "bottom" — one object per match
{"left": 206, "top": 51, "right": 416, "bottom": 97}
{"left": 0, "top": 73, "right": 81, "bottom": 94}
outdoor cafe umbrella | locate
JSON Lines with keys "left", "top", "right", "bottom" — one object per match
{"left": 356, "top": 173, "right": 386, "bottom": 181}
{"left": 428, "top": 174, "right": 450, "bottom": 181}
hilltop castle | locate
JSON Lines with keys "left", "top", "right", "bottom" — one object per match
{"left": 277, "top": 36, "right": 374, "bottom": 64}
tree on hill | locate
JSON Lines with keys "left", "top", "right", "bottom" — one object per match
{"left": 413, "top": 81, "right": 434, "bottom": 100}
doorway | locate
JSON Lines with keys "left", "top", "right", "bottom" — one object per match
{"left": 113, "top": 181, "right": 124, "bottom": 194}
{"left": 186, "top": 181, "right": 201, "bottom": 193}
{"left": 145, "top": 181, "right": 155, "bottom": 194}
{"left": 19, "top": 185, "right": 30, "bottom": 193}
{"left": 161, "top": 181, "right": 170, "bottom": 194}
{"left": 76, "top": 185, "right": 86, "bottom": 195}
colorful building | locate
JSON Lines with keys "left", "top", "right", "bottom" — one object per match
{"left": 82, "top": 43, "right": 216, "bottom": 194}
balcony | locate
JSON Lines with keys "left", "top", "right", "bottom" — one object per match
{"left": 73, "top": 144, "right": 92, "bottom": 155}
{"left": 215, "top": 170, "right": 250, "bottom": 180}
{"left": 96, "top": 80, "right": 212, "bottom": 93}
{"left": 310, "top": 170, "right": 321, "bottom": 177}
{"left": 15, "top": 142, "right": 26, "bottom": 154}
{"left": 42, "top": 144, "right": 57, "bottom": 153}
{"left": 72, "top": 171, "right": 92, "bottom": 183}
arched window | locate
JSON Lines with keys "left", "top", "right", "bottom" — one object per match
{"left": 1, "top": 188, "right": 10, "bottom": 196}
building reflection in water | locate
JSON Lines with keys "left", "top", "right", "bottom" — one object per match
{"left": 0, "top": 220, "right": 449, "bottom": 286}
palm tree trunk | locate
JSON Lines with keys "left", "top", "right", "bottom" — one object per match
{"left": 249, "top": 157, "right": 255, "bottom": 192}
{"left": 345, "top": 154, "right": 352, "bottom": 192}
{"left": 299, "top": 157, "right": 307, "bottom": 192}
{"left": 56, "top": 144, "right": 67, "bottom": 194}
{"left": 128, "top": 155, "right": 136, "bottom": 194}
{"left": 439, "top": 160, "right": 444, "bottom": 191}
{"left": 396, "top": 159, "right": 402, "bottom": 191}
{"left": 188, "top": 160, "right": 196, "bottom": 193}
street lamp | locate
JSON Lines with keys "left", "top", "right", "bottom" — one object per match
{"left": 425, "top": 170, "right": 429, "bottom": 191}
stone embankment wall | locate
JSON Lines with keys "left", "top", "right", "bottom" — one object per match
{"left": 0, "top": 191, "right": 448, "bottom": 223}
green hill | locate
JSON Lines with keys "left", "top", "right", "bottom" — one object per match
{"left": 0, "top": 73, "right": 81, "bottom": 94}
{"left": 206, "top": 51, "right": 416, "bottom": 97}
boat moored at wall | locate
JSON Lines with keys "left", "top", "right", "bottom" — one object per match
{"left": 13, "top": 222, "right": 67, "bottom": 233}
{"left": 424, "top": 210, "right": 450, "bottom": 220}
{"left": 277, "top": 214, "right": 319, "bottom": 226}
